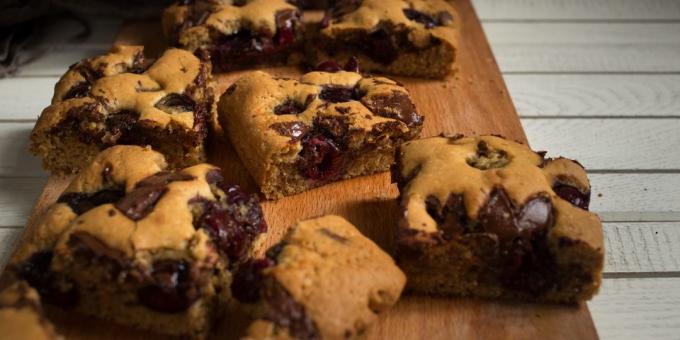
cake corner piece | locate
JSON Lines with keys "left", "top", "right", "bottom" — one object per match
{"left": 233, "top": 214, "right": 406, "bottom": 339}
{"left": 30, "top": 45, "right": 214, "bottom": 175}
{"left": 393, "top": 135, "right": 604, "bottom": 303}
{"left": 9, "top": 145, "right": 267, "bottom": 338}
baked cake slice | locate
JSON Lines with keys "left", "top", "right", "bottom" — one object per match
{"left": 162, "top": 0, "right": 304, "bottom": 71}
{"left": 307, "top": 0, "right": 460, "bottom": 78}
{"left": 218, "top": 68, "right": 423, "bottom": 199}
{"left": 232, "top": 215, "right": 406, "bottom": 339}
{"left": 31, "top": 45, "right": 214, "bottom": 174}
{"left": 392, "top": 135, "right": 604, "bottom": 303}
{"left": 9, "top": 145, "right": 267, "bottom": 338}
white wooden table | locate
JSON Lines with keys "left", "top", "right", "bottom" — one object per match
{"left": 1, "top": 1, "right": 679, "bottom": 338}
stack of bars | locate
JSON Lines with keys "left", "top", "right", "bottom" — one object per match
{"left": 2, "top": 0, "right": 604, "bottom": 339}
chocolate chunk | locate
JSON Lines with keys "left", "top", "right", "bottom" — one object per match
{"left": 115, "top": 186, "right": 167, "bottom": 221}
{"left": 425, "top": 194, "right": 468, "bottom": 240}
{"left": 154, "top": 93, "right": 196, "bottom": 114}
{"left": 361, "top": 90, "right": 421, "bottom": 127}
{"left": 225, "top": 84, "right": 238, "bottom": 95}
{"left": 62, "top": 81, "right": 91, "bottom": 100}
{"left": 364, "top": 28, "right": 398, "bottom": 65}
{"left": 231, "top": 258, "right": 274, "bottom": 303}
{"left": 318, "top": 228, "right": 348, "bottom": 243}
{"left": 553, "top": 184, "right": 590, "bottom": 210}
{"left": 477, "top": 189, "right": 521, "bottom": 245}
{"left": 104, "top": 110, "right": 140, "bottom": 145}
{"left": 136, "top": 171, "right": 195, "bottom": 188}
{"left": 205, "top": 169, "right": 224, "bottom": 185}
{"left": 265, "top": 241, "right": 288, "bottom": 262}
{"left": 314, "top": 60, "right": 342, "bottom": 73}
{"left": 14, "top": 251, "right": 79, "bottom": 308}
{"left": 58, "top": 189, "right": 125, "bottom": 215}
{"left": 343, "top": 56, "right": 360, "bottom": 73}
{"left": 329, "top": 0, "right": 363, "bottom": 18}
{"left": 274, "top": 99, "right": 306, "bottom": 115}
{"left": 270, "top": 121, "right": 310, "bottom": 142}
{"left": 403, "top": 8, "right": 453, "bottom": 28}
{"left": 319, "top": 85, "right": 364, "bottom": 103}
{"left": 68, "top": 232, "right": 129, "bottom": 277}
{"left": 115, "top": 171, "right": 195, "bottom": 221}
{"left": 262, "top": 281, "right": 319, "bottom": 340}
{"left": 137, "top": 260, "right": 199, "bottom": 313}
{"left": 516, "top": 196, "right": 553, "bottom": 233}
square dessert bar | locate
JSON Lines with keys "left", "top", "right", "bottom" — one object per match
{"left": 308, "top": 0, "right": 460, "bottom": 78}
{"left": 392, "top": 135, "right": 604, "bottom": 303}
{"left": 9, "top": 145, "right": 267, "bottom": 338}
{"left": 30, "top": 45, "right": 214, "bottom": 174}
{"left": 218, "top": 69, "right": 423, "bottom": 199}
{"left": 232, "top": 215, "right": 406, "bottom": 339}
{"left": 162, "top": 0, "right": 303, "bottom": 71}
{"left": 0, "top": 281, "right": 61, "bottom": 340}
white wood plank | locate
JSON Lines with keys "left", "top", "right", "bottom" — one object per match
{"left": 590, "top": 174, "right": 680, "bottom": 222}
{"left": 507, "top": 74, "right": 680, "bottom": 117}
{"left": 484, "top": 23, "right": 680, "bottom": 73}
{"left": 0, "top": 78, "right": 56, "bottom": 120}
{"left": 0, "top": 123, "right": 47, "bottom": 177}
{"left": 590, "top": 277, "right": 680, "bottom": 340}
{"left": 473, "top": 0, "right": 680, "bottom": 21}
{"left": 604, "top": 222, "right": 680, "bottom": 273}
{"left": 523, "top": 119, "right": 680, "bottom": 170}
{"left": 0, "top": 178, "right": 47, "bottom": 228}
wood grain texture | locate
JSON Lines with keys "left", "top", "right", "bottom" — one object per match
{"left": 473, "top": 0, "right": 680, "bottom": 21}
{"left": 0, "top": 1, "right": 600, "bottom": 339}
{"left": 523, "top": 119, "right": 680, "bottom": 170}
{"left": 603, "top": 222, "right": 680, "bottom": 273}
{"left": 507, "top": 75, "right": 680, "bottom": 117}
{"left": 588, "top": 278, "right": 680, "bottom": 340}
{"left": 485, "top": 22, "right": 680, "bottom": 73}
{"left": 0, "top": 123, "right": 46, "bottom": 177}
{"left": 589, "top": 174, "right": 680, "bottom": 222}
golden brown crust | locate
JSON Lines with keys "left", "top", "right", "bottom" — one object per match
{"left": 257, "top": 215, "right": 406, "bottom": 339}
{"left": 218, "top": 70, "right": 423, "bottom": 199}
{"left": 0, "top": 281, "right": 61, "bottom": 340}
{"left": 31, "top": 45, "right": 214, "bottom": 174}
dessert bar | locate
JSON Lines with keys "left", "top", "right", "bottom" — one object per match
{"left": 308, "top": 0, "right": 460, "bottom": 78}
{"left": 162, "top": 0, "right": 303, "bottom": 71}
{"left": 31, "top": 45, "right": 214, "bottom": 174}
{"left": 392, "top": 135, "right": 604, "bottom": 303}
{"left": 9, "top": 145, "right": 267, "bottom": 337}
{"left": 233, "top": 215, "right": 406, "bottom": 339}
{"left": 218, "top": 68, "right": 423, "bottom": 199}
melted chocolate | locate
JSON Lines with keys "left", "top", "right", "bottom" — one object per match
{"left": 262, "top": 281, "right": 319, "bottom": 340}
{"left": 361, "top": 90, "right": 421, "bottom": 127}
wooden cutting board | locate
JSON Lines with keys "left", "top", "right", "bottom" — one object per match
{"left": 2, "top": 0, "right": 598, "bottom": 338}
